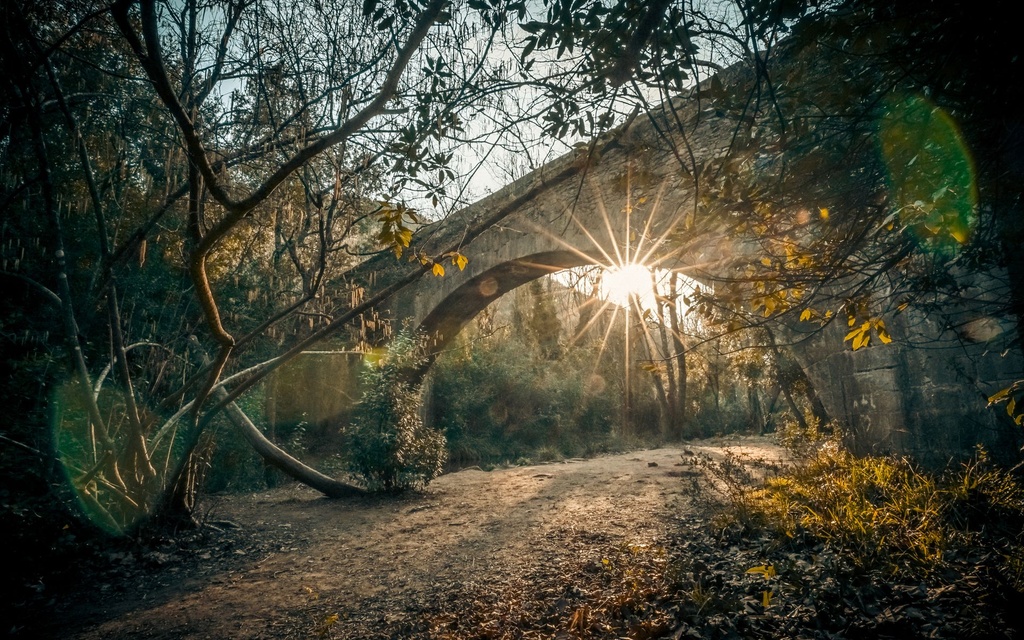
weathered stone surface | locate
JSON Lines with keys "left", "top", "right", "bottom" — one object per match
{"left": 789, "top": 297, "right": 1022, "bottom": 465}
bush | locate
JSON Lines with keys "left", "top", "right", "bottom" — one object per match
{"left": 347, "top": 332, "right": 447, "bottom": 492}
{"left": 774, "top": 415, "right": 834, "bottom": 457}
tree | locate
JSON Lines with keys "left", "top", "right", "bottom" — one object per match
{"left": 0, "top": 0, "right": 555, "bottom": 531}
{"left": 348, "top": 331, "right": 447, "bottom": 492}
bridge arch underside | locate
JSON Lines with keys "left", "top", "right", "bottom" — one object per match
{"left": 416, "top": 250, "right": 604, "bottom": 363}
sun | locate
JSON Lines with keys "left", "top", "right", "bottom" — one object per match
{"left": 600, "top": 263, "right": 654, "bottom": 308}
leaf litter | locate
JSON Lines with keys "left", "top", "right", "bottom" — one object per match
{"left": 20, "top": 437, "right": 1023, "bottom": 639}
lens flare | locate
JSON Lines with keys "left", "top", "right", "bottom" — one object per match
{"left": 52, "top": 380, "right": 165, "bottom": 534}
{"left": 877, "top": 94, "right": 977, "bottom": 252}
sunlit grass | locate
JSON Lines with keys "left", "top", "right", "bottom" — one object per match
{"left": 713, "top": 441, "right": 1024, "bottom": 577}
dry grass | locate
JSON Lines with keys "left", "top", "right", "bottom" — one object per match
{"left": 715, "top": 441, "right": 1024, "bottom": 578}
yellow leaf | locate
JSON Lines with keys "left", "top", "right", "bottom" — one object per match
{"left": 1008, "top": 397, "right": 1017, "bottom": 417}
{"left": 846, "top": 322, "right": 871, "bottom": 350}
{"left": 745, "top": 564, "right": 776, "bottom": 578}
{"left": 819, "top": 207, "right": 829, "bottom": 220}
{"left": 432, "top": 263, "right": 445, "bottom": 277}
{"left": 848, "top": 315, "right": 856, "bottom": 327}
{"left": 897, "top": 302, "right": 909, "bottom": 312}
{"left": 315, "top": 613, "right": 340, "bottom": 637}
{"left": 454, "top": 253, "right": 468, "bottom": 271}
{"left": 989, "top": 388, "right": 1011, "bottom": 403}
{"left": 878, "top": 330, "right": 892, "bottom": 344}
{"left": 854, "top": 331, "right": 870, "bottom": 350}
{"left": 763, "top": 590, "right": 773, "bottom": 608}
{"left": 800, "top": 309, "right": 812, "bottom": 322}
{"left": 761, "top": 257, "right": 773, "bottom": 267}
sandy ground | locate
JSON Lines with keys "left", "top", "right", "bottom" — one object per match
{"left": 51, "top": 436, "right": 786, "bottom": 639}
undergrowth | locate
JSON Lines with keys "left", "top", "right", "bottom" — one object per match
{"left": 347, "top": 332, "right": 448, "bottom": 493}
{"left": 709, "top": 439, "right": 1024, "bottom": 581}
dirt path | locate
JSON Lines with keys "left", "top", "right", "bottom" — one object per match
{"left": 55, "top": 437, "right": 785, "bottom": 639}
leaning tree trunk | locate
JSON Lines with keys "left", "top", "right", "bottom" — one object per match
{"left": 215, "top": 386, "right": 365, "bottom": 498}
{"left": 188, "top": 345, "right": 365, "bottom": 503}
{"left": 652, "top": 272, "right": 678, "bottom": 436}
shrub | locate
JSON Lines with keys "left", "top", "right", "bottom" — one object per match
{"left": 347, "top": 332, "right": 447, "bottom": 492}
{"left": 774, "top": 415, "right": 835, "bottom": 458}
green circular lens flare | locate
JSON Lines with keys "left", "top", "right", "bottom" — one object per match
{"left": 877, "top": 95, "right": 978, "bottom": 253}
{"left": 53, "top": 380, "right": 171, "bottom": 534}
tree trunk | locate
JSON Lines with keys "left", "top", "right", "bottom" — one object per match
{"left": 747, "top": 384, "right": 763, "bottom": 433}
{"left": 668, "top": 274, "right": 688, "bottom": 437}
{"left": 214, "top": 386, "right": 365, "bottom": 498}
{"left": 781, "top": 382, "right": 808, "bottom": 431}
{"left": 763, "top": 385, "right": 781, "bottom": 434}
{"left": 652, "top": 272, "right": 678, "bottom": 436}
{"left": 766, "top": 328, "right": 830, "bottom": 426}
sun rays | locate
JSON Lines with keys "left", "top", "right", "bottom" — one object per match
{"left": 507, "top": 165, "right": 711, "bottom": 431}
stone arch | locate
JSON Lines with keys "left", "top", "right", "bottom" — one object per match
{"left": 417, "top": 250, "right": 605, "bottom": 363}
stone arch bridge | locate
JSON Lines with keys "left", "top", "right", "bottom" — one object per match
{"left": 339, "top": 66, "right": 1021, "bottom": 466}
